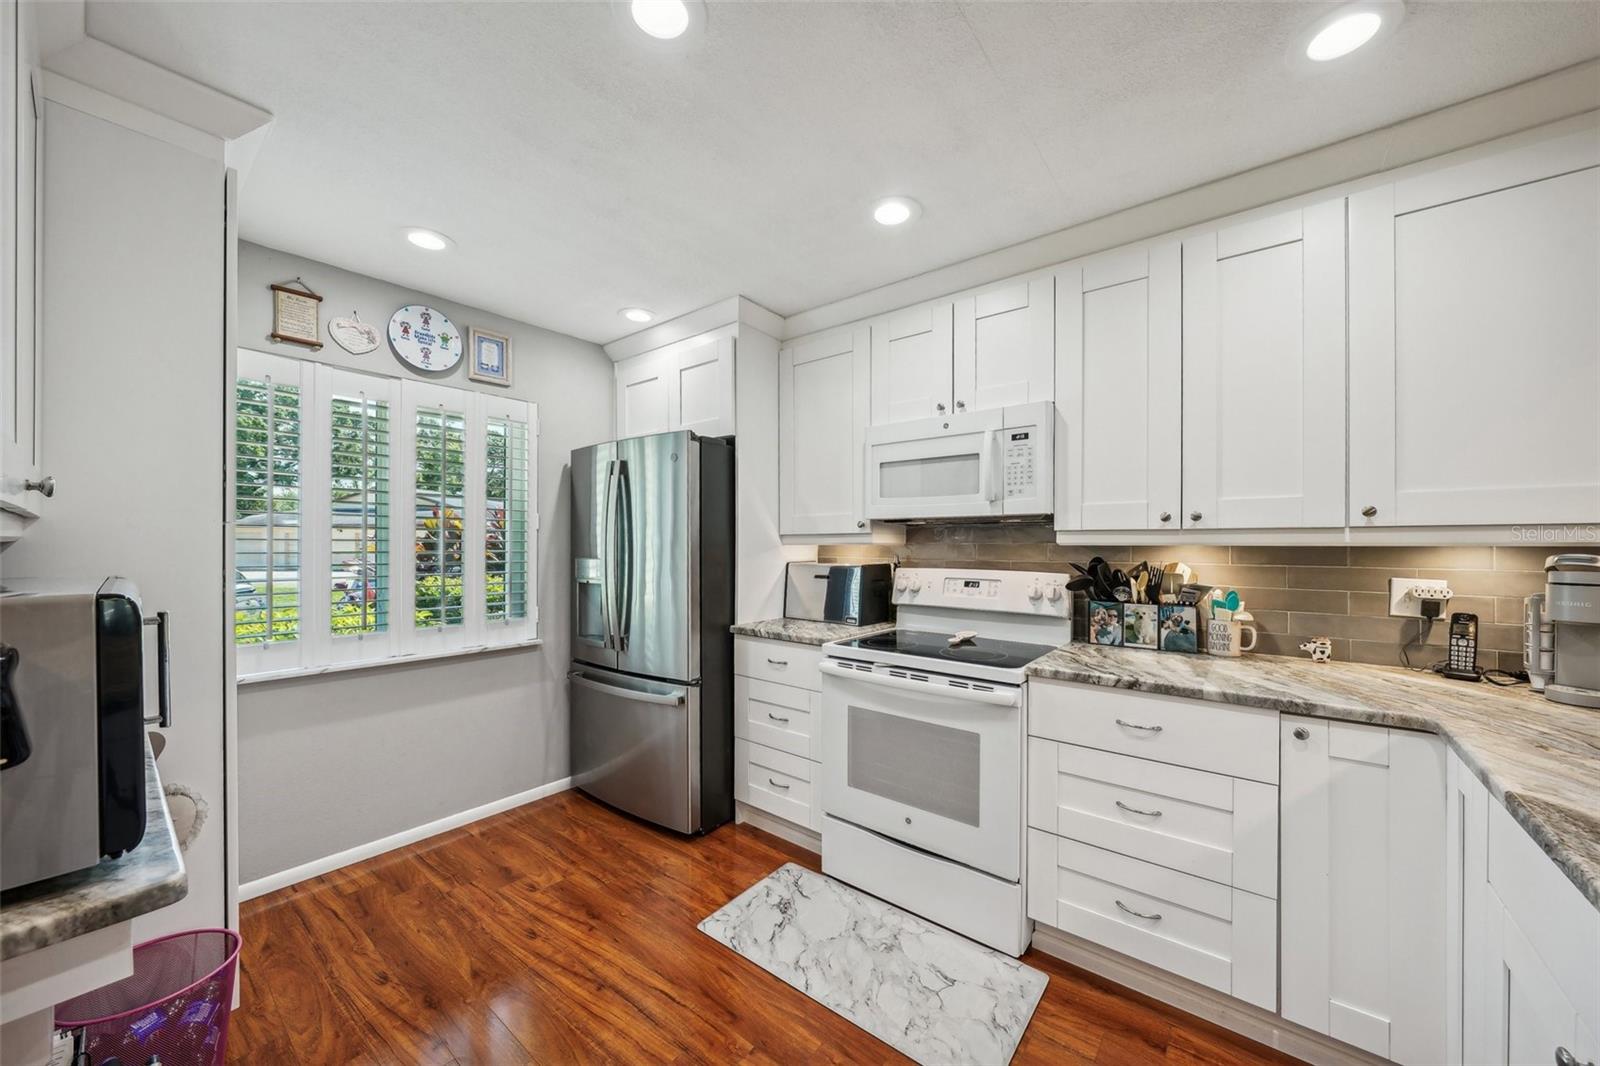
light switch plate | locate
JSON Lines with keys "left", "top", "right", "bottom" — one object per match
{"left": 1389, "top": 577, "right": 1454, "bottom": 618}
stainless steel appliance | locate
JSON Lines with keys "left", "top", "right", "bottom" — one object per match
{"left": 783, "top": 563, "right": 894, "bottom": 626}
{"left": 569, "top": 431, "right": 735, "bottom": 834}
{"left": 1542, "top": 553, "right": 1600, "bottom": 709}
{"left": 862, "top": 401, "right": 1053, "bottom": 521}
{"left": 819, "top": 568, "right": 1071, "bottom": 955}
{"left": 0, "top": 578, "right": 169, "bottom": 891}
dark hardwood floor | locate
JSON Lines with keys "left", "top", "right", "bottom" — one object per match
{"left": 228, "top": 791, "right": 1297, "bottom": 1064}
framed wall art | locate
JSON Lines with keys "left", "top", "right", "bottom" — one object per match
{"left": 270, "top": 278, "right": 323, "bottom": 350}
{"left": 468, "top": 327, "right": 512, "bottom": 387}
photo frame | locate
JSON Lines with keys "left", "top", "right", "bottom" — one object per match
{"left": 468, "top": 327, "right": 513, "bottom": 387}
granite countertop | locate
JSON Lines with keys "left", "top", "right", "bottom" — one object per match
{"left": 1, "top": 737, "right": 188, "bottom": 960}
{"left": 731, "top": 618, "right": 898, "bottom": 646}
{"left": 1026, "top": 644, "right": 1600, "bottom": 910}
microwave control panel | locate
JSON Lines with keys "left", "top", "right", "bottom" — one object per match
{"left": 1003, "top": 430, "right": 1036, "bottom": 499}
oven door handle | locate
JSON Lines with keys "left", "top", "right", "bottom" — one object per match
{"left": 818, "top": 659, "right": 1020, "bottom": 707}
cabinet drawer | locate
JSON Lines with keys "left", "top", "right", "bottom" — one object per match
{"left": 735, "top": 739, "right": 817, "bottom": 830}
{"left": 734, "top": 676, "right": 819, "bottom": 759}
{"left": 1030, "top": 680, "right": 1278, "bottom": 783}
{"left": 734, "top": 637, "right": 823, "bottom": 691}
{"left": 1027, "top": 830, "right": 1276, "bottom": 1010}
{"left": 1027, "top": 739, "right": 1277, "bottom": 897}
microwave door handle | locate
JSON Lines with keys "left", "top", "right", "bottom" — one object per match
{"left": 980, "top": 428, "right": 1000, "bottom": 503}
{"left": 143, "top": 611, "right": 172, "bottom": 728}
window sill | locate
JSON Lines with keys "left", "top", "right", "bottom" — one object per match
{"left": 237, "top": 637, "right": 543, "bottom": 686}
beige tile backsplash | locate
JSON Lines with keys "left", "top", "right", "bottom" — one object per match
{"left": 816, "top": 522, "right": 1588, "bottom": 672}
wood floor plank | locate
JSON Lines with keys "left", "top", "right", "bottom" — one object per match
{"left": 228, "top": 790, "right": 1298, "bottom": 1066}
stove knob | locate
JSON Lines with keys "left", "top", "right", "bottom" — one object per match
{"left": 908, "top": 576, "right": 923, "bottom": 593}
{"left": 894, "top": 575, "right": 909, "bottom": 593}
{"left": 1027, "top": 580, "right": 1043, "bottom": 602}
{"left": 1046, "top": 584, "right": 1063, "bottom": 603}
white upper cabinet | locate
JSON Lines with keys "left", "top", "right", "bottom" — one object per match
{"left": 779, "top": 326, "right": 870, "bottom": 536}
{"left": 870, "top": 301, "right": 954, "bottom": 423}
{"left": 953, "top": 273, "right": 1053, "bottom": 413}
{"left": 1, "top": 7, "right": 44, "bottom": 535}
{"left": 1055, "top": 242, "right": 1182, "bottom": 532}
{"left": 614, "top": 332, "right": 735, "bottom": 440}
{"left": 1349, "top": 128, "right": 1600, "bottom": 528}
{"left": 1181, "top": 200, "right": 1346, "bottom": 531}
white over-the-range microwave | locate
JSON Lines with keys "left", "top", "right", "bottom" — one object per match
{"left": 863, "top": 401, "right": 1053, "bottom": 521}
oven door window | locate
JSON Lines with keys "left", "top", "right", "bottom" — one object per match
{"left": 847, "top": 706, "right": 980, "bottom": 826}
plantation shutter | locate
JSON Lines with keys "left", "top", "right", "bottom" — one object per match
{"left": 235, "top": 350, "right": 306, "bottom": 675}
{"left": 482, "top": 396, "right": 537, "bottom": 637}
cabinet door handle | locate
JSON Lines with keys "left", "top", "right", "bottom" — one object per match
{"left": 767, "top": 658, "right": 788, "bottom": 667}
{"left": 24, "top": 476, "right": 55, "bottom": 498}
{"left": 1159, "top": 511, "right": 1172, "bottom": 523}
{"left": 1114, "top": 718, "right": 1163, "bottom": 734}
{"left": 1115, "top": 800, "right": 1162, "bottom": 818}
{"left": 1361, "top": 505, "right": 1378, "bottom": 518}
{"left": 766, "top": 777, "right": 790, "bottom": 790}
{"left": 767, "top": 712, "right": 790, "bottom": 724}
{"left": 1554, "top": 1047, "right": 1592, "bottom": 1066}
{"left": 1189, "top": 511, "right": 1203, "bottom": 522}
{"left": 936, "top": 403, "right": 947, "bottom": 413}
{"left": 1293, "top": 726, "right": 1311, "bottom": 741}
{"left": 954, "top": 400, "right": 966, "bottom": 411}
{"left": 1115, "top": 900, "right": 1161, "bottom": 922}
{"left": 856, "top": 520, "right": 866, "bottom": 529}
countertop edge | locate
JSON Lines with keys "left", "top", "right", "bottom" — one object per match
{"left": 1025, "top": 656, "right": 1600, "bottom": 912}
{"left": 731, "top": 618, "right": 898, "bottom": 647}
{"left": 0, "top": 737, "right": 190, "bottom": 961}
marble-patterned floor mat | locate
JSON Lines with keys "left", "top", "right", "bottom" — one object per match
{"left": 698, "top": 863, "right": 1047, "bottom": 1065}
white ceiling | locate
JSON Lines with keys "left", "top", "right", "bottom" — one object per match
{"left": 84, "top": 1, "right": 1600, "bottom": 346}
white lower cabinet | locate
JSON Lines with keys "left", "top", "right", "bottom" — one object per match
{"left": 732, "top": 637, "right": 825, "bottom": 833}
{"left": 1279, "top": 716, "right": 1449, "bottom": 1064}
{"left": 1027, "top": 830, "right": 1277, "bottom": 1009}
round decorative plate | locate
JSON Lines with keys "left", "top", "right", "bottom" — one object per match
{"left": 388, "top": 304, "right": 462, "bottom": 373}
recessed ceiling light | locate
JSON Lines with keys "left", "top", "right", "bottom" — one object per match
{"left": 631, "top": 0, "right": 689, "bottom": 39}
{"left": 620, "top": 307, "right": 655, "bottom": 324}
{"left": 873, "top": 197, "right": 922, "bottom": 227}
{"left": 1307, "top": 11, "right": 1381, "bottom": 60}
{"left": 1295, "top": 2, "right": 1402, "bottom": 67}
{"left": 405, "top": 228, "right": 453, "bottom": 251}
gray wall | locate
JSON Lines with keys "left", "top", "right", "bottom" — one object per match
{"left": 236, "top": 242, "right": 613, "bottom": 884}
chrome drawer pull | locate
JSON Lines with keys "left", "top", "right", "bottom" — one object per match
{"left": 1115, "top": 900, "right": 1162, "bottom": 922}
{"left": 767, "top": 712, "right": 791, "bottom": 724}
{"left": 767, "top": 658, "right": 788, "bottom": 667}
{"left": 767, "top": 777, "right": 790, "bottom": 790}
{"left": 1115, "top": 800, "right": 1163, "bottom": 818}
{"left": 1114, "top": 718, "right": 1164, "bottom": 734}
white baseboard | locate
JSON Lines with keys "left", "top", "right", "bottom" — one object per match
{"left": 238, "top": 777, "right": 572, "bottom": 902}
{"left": 1029, "top": 924, "right": 1387, "bottom": 1066}
{"left": 734, "top": 802, "right": 821, "bottom": 854}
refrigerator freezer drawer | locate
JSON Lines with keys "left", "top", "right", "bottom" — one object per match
{"left": 569, "top": 666, "right": 699, "bottom": 833}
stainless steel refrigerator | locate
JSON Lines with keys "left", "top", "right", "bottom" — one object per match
{"left": 569, "top": 430, "right": 734, "bottom": 834}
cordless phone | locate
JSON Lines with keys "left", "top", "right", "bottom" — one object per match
{"left": 1443, "top": 612, "right": 1481, "bottom": 682}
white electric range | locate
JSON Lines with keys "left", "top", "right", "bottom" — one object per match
{"left": 818, "top": 567, "right": 1071, "bottom": 956}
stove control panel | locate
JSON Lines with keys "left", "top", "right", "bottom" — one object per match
{"left": 892, "top": 567, "right": 1069, "bottom": 616}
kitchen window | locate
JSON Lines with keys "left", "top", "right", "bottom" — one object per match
{"left": 234, "top": 351, "right": 538, "bottom": 681}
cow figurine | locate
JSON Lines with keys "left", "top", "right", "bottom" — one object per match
{"left": 1299, "top": 636, "right": 1334, "bottom": 663}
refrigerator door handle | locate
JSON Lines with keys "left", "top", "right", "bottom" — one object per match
{"left": 615, "top": 459, "right": 633, "bottom": 652}
{"left": 567, "top": 670, "right": 686, "bottom": 706}
{"left": 601, "top": 459, "right": 618, "bottom": 650}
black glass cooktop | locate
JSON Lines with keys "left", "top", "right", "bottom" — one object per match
{"left": 831, "top": 629, "right": 1058, "bottom": 671}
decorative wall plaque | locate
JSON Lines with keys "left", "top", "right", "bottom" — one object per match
{"left": 270, "top": 279, "right": 323, "bottom": 350}
{"left": 388, "top": 304, "right": 462, "bottom": 373}
{"left": 328, "top": 312, "right": 380, "bottom": 355}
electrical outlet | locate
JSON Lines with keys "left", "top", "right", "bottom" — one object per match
{"left": 1389, "top": 577, "right": 1454, "bottom": 618}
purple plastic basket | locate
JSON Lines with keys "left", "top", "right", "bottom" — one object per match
{"left": 55, "top": 928, "right": 240, "bottom": 1066}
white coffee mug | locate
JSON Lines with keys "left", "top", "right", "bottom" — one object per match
{"left": 1207, "top": 617, "right": 1258, "bottom": 657}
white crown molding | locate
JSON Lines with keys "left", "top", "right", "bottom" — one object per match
{"left": 42, "top": 71, "right": 223, "bottom": 160}
{"left": 604, "top": 295, "right": 784, "bottom": 361}
{"left": 781, "top": 58, "right": 1600, "bottom": 341}
{"left": 45, "top": 35, "right": 270, "bottom": 142}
